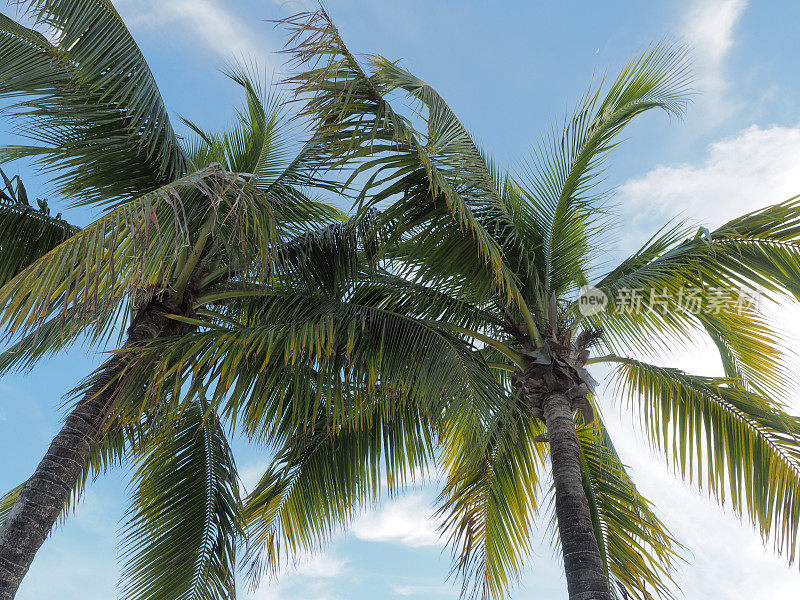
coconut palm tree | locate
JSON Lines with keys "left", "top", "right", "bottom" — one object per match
{"left": 0, "top": 1, "right": 331, "bottom": 592}
{"left": 224, "top": 10, "right": 800, "bottom": 600}
{"left": 0, "top": 6, "right": 505, "bottom": 600}
{"left": 0, "top": 2, "right": 379, "bottom": 597}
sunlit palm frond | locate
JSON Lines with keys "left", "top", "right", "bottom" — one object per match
{"left": 279, "top": 9, "right": 533, "bottom": 328}
{"left": 369, "top": 58, "right": 541, "bottom": 303}
{"left": 0, "top": 302, "right": 128, "bottom": 373}
{"left": 0, "top": 164, "right": 314, "bottom": 341}
{"left": 437, "top": 407, "right": 547, "bottom": 600}
{"left": 120, "top": 401, "right": 241, "bottom": 600}
{"left": 588, "top": 200, "right": 800, "bottom": 397}
{"left": 609, "top": 357, "right": 800, "bottom": 564}
{"left": 0, "top": 168, "right": 220, "bottom": 337}
{"left": 242, "top": 399, "right": 433, "bottom": 584}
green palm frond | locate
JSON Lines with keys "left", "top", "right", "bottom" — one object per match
{"left": 180, "top": 67, "right": 344, "bottom": 231}
{"left": 0, "top": 167, "right": 79, "bottom": 287}
{"left": 0, "top": 168, "right": 221, "bottom": 337}
{"left": 368, "top": 58, "right": 541, "bottom": 308}
{"left": 112, "top": 290, "right": 506, "bottom": 440}
{"left": 120, "top": 401, "right": 241, "bottom": 600}
{"left": 183, "top": 68, "right": 291, "bottom": 177}
{"left": 437, "top": 408, "right": 547, "bottom": 600}
{"left": 596, "top": 201, "right": 800, "bottom": 309}
{"left": 586, "top": 199, "right": 800, "bottom": 396}
{"left": 243, "top": 399, "right": 433, "bottom": 584}
{"left": 0, "top": 3, "right": 187, "bottom": 204}
{"left": 279, "top": 10, "right": 535, "bottom": 332}
{"left": 576, "top": 418, "right": 681, "bottom": 600}
{"left": 610, "top": 357, "right": 800, "bottom": 564}
{"left": 0, "top": 301, "right": 129, "bottom": 374}
{"left": 514, "top": 42, "right": 690, "bottom": 298}
{"left": 0, "top": 164, "right": 316, "bottom": 342}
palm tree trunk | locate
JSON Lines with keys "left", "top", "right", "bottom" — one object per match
{"left": 543, "top": 392, "right": 611, "bottom": 600}
{"left": 0, "top": 304, "right": 177, "bottom": 599}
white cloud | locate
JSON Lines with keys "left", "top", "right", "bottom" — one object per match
{"left": 247, "top": 551, "right": 346, "bottom": 600}
{"left": 117, "top": 0, "right": 276, "bottom": 64}
{"left": 392, "top": 583, "right": 453, "bottom": 597}
{"left": 617, "top": 123, "right": 800, "bottom": 250}
{"left": 293, "top": 553, "right": 347, "bottom": 579}
{"left": 681, "top": 0, "right": 748, "bottom": 121}
{"left": 683, "top": 0, "right": 747, "bottom": 66}
{"left": 350, "top": 493, "right": 442, "bottom": 548}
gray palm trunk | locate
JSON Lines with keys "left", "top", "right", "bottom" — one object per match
{"left": 543, "top": 393, "right": 611, "bottom": 600}
{"left": 0, "top": 298, "right": 186, "bottom": 599}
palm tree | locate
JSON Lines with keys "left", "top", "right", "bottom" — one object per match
{"left": 228, "top": 10, "right": 800, "bottom": 600}
{"left": 0, "top": 5, "right": 504, "bottom": 599}
{"left": 0, "top": 2, "right": 338, "bottom": 597}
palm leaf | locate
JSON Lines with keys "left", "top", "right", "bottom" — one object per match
{"left": 514, "top": 41, "right": 690, "bottom": 298}
{"left": 609, "top": 357, "right": 800, "bottom": 564}
{"left": 0, "top": 167, "right": 80, "bottom": 287}
{"left": 0, "top": 4, "right": 187, "bottom": 204}
{"left": 120, "top": 401, "right": 241, "bottom": 600}
{"left": 279, "top": 9, "right": 535, "bottom": 330}
{"left": 242, "top": 398, "right": 433, "bottom": 584}
{"left": 436, "top": 405, "right": 547, "bottom": 600}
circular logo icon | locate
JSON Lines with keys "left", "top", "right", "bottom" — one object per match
{"left": 577, "top": 285, "right": 608, "bottom": 316}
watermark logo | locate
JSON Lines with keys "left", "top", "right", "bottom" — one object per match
{"left": 576, "top": 285, "right": 762, "bottom": 317}
{"left": 577, "top": 285, "right": 609, "bottom": 316}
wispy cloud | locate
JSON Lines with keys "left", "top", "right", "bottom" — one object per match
{"left": 293, "top": 553, "right": 347, "bottom": 578}
{"left": 681, "top": 0, "right": 748, "bottom": 120}
{"left": 118, "top": 0, "right": 276, "bottom": 64}
{"left": 351, "top": 493, "right": 442, "bottom": 548}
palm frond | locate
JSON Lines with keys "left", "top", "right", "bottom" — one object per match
{"left": 587, "top": 200, "right": 800, "bottom": 397}
{"left": 0, "top": 485, "right": 23, "bottom": 528}
{"left": 120, "top": 402, "right": 241, "bottom": 600}
{"left": 610, "top": 357, "right": 800, "bottom": 564}
{"left": 242, "top": 399, "right": 433, "bottom": 584}
{"left": 515, "top": 41, "right": 691, "bottom": 297}
{"left": 0, "top": 165, "right": 307, "bottom": 340}
{"left": 112, "top": 289, "right": 507, "bottom": 441}
{"left": 0, "top": 302, "right": 127, "bottom": 373}
{"left": 0, "top": 4, "right": 187, "bottom": 205}
{"left": 437, "top": 408, "right": 547, "bottom": 600}
{"left": 0, "top": 167, "right": 79, "bottom": 287}
{"left": 279, "top": 9, "right": 535, "bottom": 329}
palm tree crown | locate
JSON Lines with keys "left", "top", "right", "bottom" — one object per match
{"left": 223, "top": 9, "right": 800, "bottom": 600}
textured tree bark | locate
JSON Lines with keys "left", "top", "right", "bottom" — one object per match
{"left": 0, "top": 300, "right": 182, "bottom": 599}
{"left": 543, "top": 392, "right": 611, "bottom": 600}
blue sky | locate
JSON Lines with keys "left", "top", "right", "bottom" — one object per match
{"left": 2, "top": 0, "right": 800, "bottom": 599}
